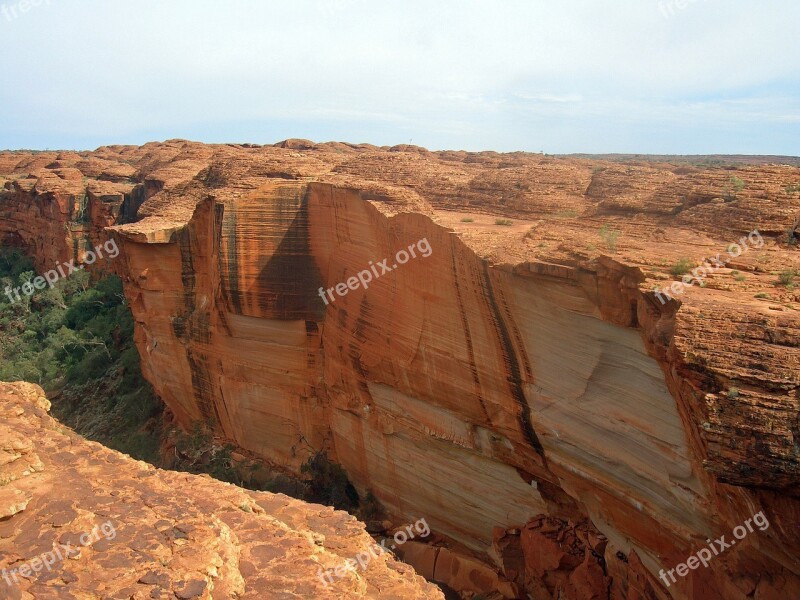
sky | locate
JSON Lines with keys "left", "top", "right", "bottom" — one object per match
{"left": 0, "top": 0, "right": 798, "bottom": 154}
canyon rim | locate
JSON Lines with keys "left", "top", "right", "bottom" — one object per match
{"left": 0, "top": 140, "right": 797, "bottom": 598}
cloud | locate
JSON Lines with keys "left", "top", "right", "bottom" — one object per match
{"left": 516, "top": 94, "right": 585, "bottom": 104}
{"left": 0, "top": 0, "right": 797, "bottom": 153}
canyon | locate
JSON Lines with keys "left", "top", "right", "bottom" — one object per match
{"left": 0, "top": 140, "right": 798, "bottom": 599}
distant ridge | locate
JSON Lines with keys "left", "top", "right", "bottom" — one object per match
{"left": 561, "top": 153, "right": 800, "bottom": 167}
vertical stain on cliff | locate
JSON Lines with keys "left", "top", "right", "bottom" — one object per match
{"left": 480, "top": 262, "right": 545, "bottom": 457}
{"left": 186, "top": 350, "right": 222, "bottom": 425}
{"left": 177, "top": 228, "right": 197, "bottom": 328}
{"left": 450, "top": 237, "right": 491, "bottom": 423}
{"left": 221, "top": 203, "right": 243, "bottom": 314}
{"left": 349, "top": 296, "right": 375, "bottom": 405}
{"left": 213, "top": 203, "right": 234, "bottom": 338}
{"left": 174, "top": 225, "right": 219, "bottom": 426}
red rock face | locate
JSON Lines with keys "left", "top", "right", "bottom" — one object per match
{"left": 1, "top": 141, "right": 798, "bottom": 599}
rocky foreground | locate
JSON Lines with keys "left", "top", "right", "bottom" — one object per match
{"left": 0, "top": 141, "right": 798, "bottom": 598}
{"left": 0, "top": 381, "right": 442, "bottom": 599}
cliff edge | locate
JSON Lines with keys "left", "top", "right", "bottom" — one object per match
{"left": 0, "top": 381, "right": 442, "bottom": 599}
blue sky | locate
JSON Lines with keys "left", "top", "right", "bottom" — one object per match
{"left": 0, "top": 0, "right": 798, "bottom": 154}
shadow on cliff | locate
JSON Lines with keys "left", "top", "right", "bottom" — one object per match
{"left": 235, "top": 189, "right": 327, "bottom": 321}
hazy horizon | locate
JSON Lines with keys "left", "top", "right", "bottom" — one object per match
{"left": 3, "top": 139, "right": 800, "bottom": 159}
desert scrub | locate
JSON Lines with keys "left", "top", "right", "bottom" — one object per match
{"left": 778, "top": 270, "right": 797, "bottom": 286}
{"left": 358, "top": 490, "right": 385, "bottom": 523}
{"left": 724, "top": 176, "right": 745, "bottom": 201}
{"left": 495, "top": 218, "right": 513, "bottom": 226}
{"left": 460, "top": 217, "right": 475, "bottom": 223}
{"left": 554, "top": 210, "right": 579, "bottom": 218}
{"left": 598, "top": 224, "right": 620, "bottom": 253}
{"left": 671, "top": 258, "right": 694, "bottom": 277}
{"left": 172, "top": 422, "right": 239, "bottom": 483}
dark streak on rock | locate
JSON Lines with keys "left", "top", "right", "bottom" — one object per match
{"left": 480, "top": 262, "right": 545, "bottom": 457}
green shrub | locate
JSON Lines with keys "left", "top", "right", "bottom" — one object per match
{"left": 175, "top": 421, "right": 212, "bottom": 457}
{"left": 0, "top": 248, "right": 35, "bottom": 278}
{"left": 209, "top": 445, "right": 238, "bottom": 483}
{"left": 358, "top": 491, "right": 385, "bottom": 522}
{"left": 301, "top": 452, "right": 359, "bottom": 513}
{"left": 778, "top": 270, "right": 797, "bottom": 286}
{"left": 120, "top": 346, "right": 144, "bottom": 388}
{"left": 598, "top": 224, "right": 620, "bottom": 253}
{"left": 262, "top": 474, "right": 307, "bottom": 497}
{"left": 460, "top": 217, "right": 475, "bottom": 223}
{"left": 108, "top": 430, "right": 161, "bottom": 465}
{"left": 722, "top": 176, "right": 746, "bottom": 202}
{"left": 671, "top": 258, "right": 694, "bottom": 277}
{"left": 171, "top": 423, "right": 239, "bottom": 484}
{"left": 66, "top": 348, "right": 113, "bottom": 385}
{"left": 495, "top": 218, "right": 514, "bottom": 226}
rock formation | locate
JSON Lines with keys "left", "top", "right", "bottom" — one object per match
{"left": 1, "top": 141, "right": 798, "bottom": 598}
{"left": 0, "top": 381, "right": 442, "bottom": 599}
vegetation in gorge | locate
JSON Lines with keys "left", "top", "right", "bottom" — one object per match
{"left": 0, "top": 247, "right": 164, "bottom": 463}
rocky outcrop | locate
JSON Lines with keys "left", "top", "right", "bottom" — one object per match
{"left": 0, "top": 381, "right": 442, "bottom": 599}
{"left": 1, "top": 142, "right": 798, "bottom": 599}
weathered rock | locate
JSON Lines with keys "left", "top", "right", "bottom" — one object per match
{"left": 0, "top": 382, "right": 442, "bottom": 599}
{"left": 1, "top": 142, "right": 799, "bottom": 599}
{"left": 518, "top": 516, "right": 610, "bottom": 599}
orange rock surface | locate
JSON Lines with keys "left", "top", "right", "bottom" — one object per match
{"left": 0, "top": 381, "right": 442, "bottom": 599}
{"left": 1, "top": 141, "right": 799, "bottom": 599}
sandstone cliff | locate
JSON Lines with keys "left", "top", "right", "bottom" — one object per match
{"left": 1, "top": 141, "right": 798, "bottom": 599}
